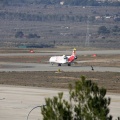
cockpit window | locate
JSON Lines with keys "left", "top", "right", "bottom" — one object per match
{"left": 64, "top": 57, "right": 67, "bottom": 59}
{"left": 63, "top": 55, "right": 67, "bottom": 59}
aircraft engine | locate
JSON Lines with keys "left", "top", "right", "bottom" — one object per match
{"left": 75, "top": 56, "right": 77, "bottom": 59}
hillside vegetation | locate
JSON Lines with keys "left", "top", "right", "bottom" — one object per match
{"left": 0, "top": 0, "right": 120, "bottom": 6}
{"left": 0, "top": 2, "right": 120, "bottom": 48}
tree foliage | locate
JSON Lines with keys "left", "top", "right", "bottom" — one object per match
{"left": 98, "top": 25, "right": 120, "bottom": 35}
{"left": 26, "top": 33, "right": 40, "bottom": 39}
{"left": 41, "top": 76, "right": 114, "bottom": 120}
{"left": 0, "top": 0, "right": 120, "bottom": 6}
{"left": 15, "top": 31, "right": 24, "bottom": 38}
{"left": 112, "top": 25, "right": 120, "bottom": 32}
{"left": 98, "top": 26, "right": 110, "bottom": 34}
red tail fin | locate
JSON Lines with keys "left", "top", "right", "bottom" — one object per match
{"left": 68, "top": 48, "right": 76, "bottom": 62}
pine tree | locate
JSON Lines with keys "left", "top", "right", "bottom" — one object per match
{"left": 41, "top": 76, "right": 118, "bottom": 120}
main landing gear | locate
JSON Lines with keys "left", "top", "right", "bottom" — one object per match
{"left": 58, "top": 63, "right": 71, "bottom": 66}
{"left": 58, "top": 63, "right": 61, "bottom": 66}
{"left": 68, "top": 63, "right": 71, "bottom": 66}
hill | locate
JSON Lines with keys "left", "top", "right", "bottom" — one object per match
{"left": 0, "top": 0, "right": 120, "bottom": 6}
{"left": 0, "top": 4, "right": 120, "bottom": 49}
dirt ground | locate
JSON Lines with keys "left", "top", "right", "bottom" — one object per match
{"left": 0, "top": 48, "right": 120, "bottom": 93}
{"left": 0, "top": 71, "right": 120, "bottom": 93}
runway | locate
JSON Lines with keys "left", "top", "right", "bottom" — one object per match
{"left": 0, "top": 62, "right": 120, "bottom": 72}
{"left": 0, "top": 50, "right": 120, "bottom": 72}
{"left": 0, "top": 85, "right": 120, "bottom": 120}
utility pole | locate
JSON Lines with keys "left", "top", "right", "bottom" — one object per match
{"left": 85, "top": 17, "right": 90, "bottom": 47}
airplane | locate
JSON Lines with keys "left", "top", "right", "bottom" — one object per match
{"left": 49, "top": 48, "right": 77, "bottom": 66}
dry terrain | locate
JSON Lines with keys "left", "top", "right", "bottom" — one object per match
{"left": 0, "top": 5, "right": 120, "bottom": 48}
{"left": 0, "top": 48, "right": 120, "bottom": 93}
{"left": 0, "top": 71, "right": 120, "bottom": 93}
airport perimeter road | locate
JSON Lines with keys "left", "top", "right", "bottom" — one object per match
{"left": 0, "top": 85, "right": 120, "bottom": 120}
{"left": 0, "top": 50, "right": 120, "bottom": 56}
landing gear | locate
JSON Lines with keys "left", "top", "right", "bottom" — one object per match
{"left": 68, "top": 63, "right": 71, "bottom": 66}
{"left": 58, "top": 63, "right": 61, "bottom": 66}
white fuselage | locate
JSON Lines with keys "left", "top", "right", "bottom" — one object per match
{"left": 49, "top": 56, "right": 68, "bottom": 64}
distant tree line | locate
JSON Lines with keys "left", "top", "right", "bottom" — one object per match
{"left": 0, "top": 11, "right": 94, "bottom": 22}
{"left": 25, "top": 44, "right": 54, "bottom": 48}
{"left": 0, "top": 0, "right": 120, "bottom": 6}
{"left": 64, "top": 0, "right": 120, "bottom": 6}
{"left": 1, "top": 11, "right": 120, "bottom": 23}
{"left": 15, "top": 31, "right": 40, "bottom": 39}
{"left": 98, "top": 25, "right": 120, "bottom": 34}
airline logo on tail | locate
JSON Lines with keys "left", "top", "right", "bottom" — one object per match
{"left": 72, "top": 48, "right": 76, "bottom": 56}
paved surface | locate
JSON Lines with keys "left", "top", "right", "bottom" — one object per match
{"left": 0, "top": 85, "right": 120, "bottom": 120}
{"left": 0, "top": 50, "right": 120, "bottom": 56}
{"left": 0, "top": 62, "right": 120, "bottom": 72}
